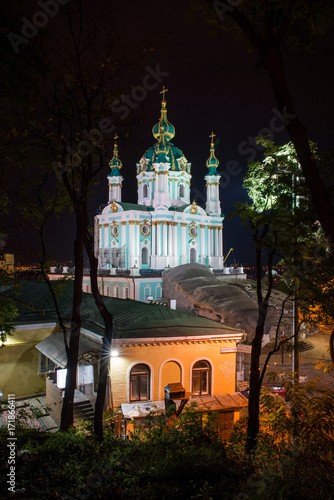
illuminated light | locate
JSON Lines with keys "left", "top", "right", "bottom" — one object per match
{"left": 111, "top": 349, "right": 119, "bottom": 357}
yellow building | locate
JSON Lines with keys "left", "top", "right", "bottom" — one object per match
{"left": 3, "top": 280, "right": 248, "bottom": 431}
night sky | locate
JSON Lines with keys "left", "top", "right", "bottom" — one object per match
{"left": 4, "top": 0, "right": 334, "bottom": 266}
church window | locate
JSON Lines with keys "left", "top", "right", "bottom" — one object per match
{"left": 105, "top": 285, "right": 109, "bottom": 297}
{"left": 190, "top": 247, "right": 197, "bottom": 264}
{"left": 114, "top": 285, "right": 119, "bottom": 298}
{"left": 178, "top": 183, "right": 185, "bottom": 198}
{"left": 123, "top": 287, "right": 129, "bottom": 299}
{"left": 192, "top": 360, "right": 211, "bottom": 396}
{"left": 142, "top": 246, "right": 149, "bottom": 266}
{"left": 142, "top": 224, "right": 149, "bottom": 235}
{"left": 83, "top": 284, "right": 89, "bottom": 293}
{"left": 156, "top": 286, "right": 162, "bottom": 299}
{"left": 130, "top": 364, "right": 150, "bottom": 401}
{"left": 143, "top": 183, "right": 148, "bottom": 198}
{"left": 111, "top": 225, "right": 119, "bottom": 237}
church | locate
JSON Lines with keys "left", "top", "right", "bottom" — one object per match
{"left": 95, "top": 87, "right": 224, "bottom": 273}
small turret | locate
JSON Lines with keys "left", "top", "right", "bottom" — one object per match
{"left": 205, "top": 132, "right": 221, "bottom": 215}
{"left": 108, "top": 134, "right": 123, "bottom": 203}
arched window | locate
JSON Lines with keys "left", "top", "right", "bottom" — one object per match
{"left": 114, "top": 285, "right": 119, "bottom": 298}
{"left": 123, "top": 287, "right": 129, "bottom": 299}
{"left": 190, "top": 247, "right": 197, "bottom": 264}
{"left": 178, "top": 183, "right": 185, "bottom": 198}
{"left": 192, "top": 360, "right": 211, "bottom": 396}
{"left": 83, "top": 284, "right": 89, "bottom": 293}
{"left": 130, "top": 364, "right": 150, "bottom": 401}
{"left": 143, "top": 183, "right": 148, "bottom": 199}
{"left": 142, "top": 246, "right": 149, "bottom": 266}
{"left": 105, "top": 285, "right": 109, "bottom": 297}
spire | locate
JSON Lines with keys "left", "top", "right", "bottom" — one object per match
{"left": 206, "top": 132, "right": 219, "bottom": 174}
{"left": 109, "top": 134, "right": 123, "bottom": 174}
{"left": 152, "top": 86, "right": 175, "bottom": 143}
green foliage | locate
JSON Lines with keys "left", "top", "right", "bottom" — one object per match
{"left": 0, "top": 271, "right": 19, "bottom": 344}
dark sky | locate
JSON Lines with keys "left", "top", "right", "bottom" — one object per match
{"left": 5, "top": 0, "right": 334, "bottom": 266}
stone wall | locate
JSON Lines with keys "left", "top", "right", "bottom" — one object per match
{"left": 46, "top": 377, "right": 63, "bottom": 427}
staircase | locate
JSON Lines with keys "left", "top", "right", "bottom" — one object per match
{"left": 73, "top": 398, "right": 95, "bottom": 425}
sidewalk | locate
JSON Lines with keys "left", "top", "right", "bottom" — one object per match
{"left": 241, "top": 329, "right": 334, "bottom": 388}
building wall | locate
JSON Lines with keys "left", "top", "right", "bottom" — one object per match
{"left": 109, "top": 340, "right": 237, "bottom": 411}
{"left": 0, "top": 326, "right": 57, "bottom": 398}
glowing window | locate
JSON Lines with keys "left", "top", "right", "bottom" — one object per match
{"left": 192, "top": 360, "right": 211, "bottom": 396}
{"left": 130, "top": 364, "right": 150, "bottom": 401}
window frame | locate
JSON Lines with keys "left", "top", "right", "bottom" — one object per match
{"left": 130, "top": 363, "right": 150, "bottom": 402}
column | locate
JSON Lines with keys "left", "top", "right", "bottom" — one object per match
{"left": 162, "top": 221, "right": 168, "bottom": 256}
{"left": 151, "top": 221, "right": 156, "bottom": 256}
{"left": 181, "top": 223, "right": 187, "bottom": 263}
{"left": 215, "top": 227, "right": 219, "bottom": 256}
{"left": 157, "top": 222, "right": 162, "bottom": 256}
{"left": 207, "top": 226, "right": 211, "bottom": 265}
{"left": 168, "top": 222, "right": 173, "bottom": 258}
{"left": 200, "top": 225, "right": 206, "bottom": 265}
{"left": 135, "top": 221, "right": 140, "bottom": 265}
{"left": 129, "top": 221, "right": 136, "bottom": 267}
{"left": 218, "top": 226, "right": 223, "bottom": 257}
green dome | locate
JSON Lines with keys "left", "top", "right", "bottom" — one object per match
{"left": 108, "top": 136, "right": 122, "bottom": 176}
{"left": 206, "top": 132, "right": 219, "bottom": 174}
{"left": 138, "top": 142, "right": 190, "bottom": 172}
{"left": 152, "top": 100, "right": 175, "bottom": 142}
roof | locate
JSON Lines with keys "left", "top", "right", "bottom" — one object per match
{"left": 121, "top": 392, "right": 248, "bottom": 419}
{"left": 9, "top": 280, "right": 244, "bottom": 341}
{"left": 36, "top": 331, "right": 101, "bottom": 368}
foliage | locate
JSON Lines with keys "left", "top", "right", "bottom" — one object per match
{"left": 1, "top": 395, "right": 333, "bottom": 499}
{"left": 0, "top": 271, "right": 19, "bottom": 345}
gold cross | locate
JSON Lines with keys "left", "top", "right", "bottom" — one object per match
{"left": 210, "top": 132, "right": 216, "bottom": 144}
{"left": 160, "top": 86, "right": 168, "bottom": 101}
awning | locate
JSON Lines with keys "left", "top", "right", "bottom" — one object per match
{"left": 35, "top": 331, "right": 102, "bottom": 368}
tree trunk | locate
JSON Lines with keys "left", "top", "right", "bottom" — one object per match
{"left": 60, "top": 217, "right": 84, "bottom": 431}
{"left": 82, "top": 217, "right": 113, "bottom": 441}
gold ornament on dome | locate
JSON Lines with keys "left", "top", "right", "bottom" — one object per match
{"left": 111, "top": 200, "right": 118, "bottom": 213}
{"left": 190, "top": 201, "right": 198, "bottom": 214}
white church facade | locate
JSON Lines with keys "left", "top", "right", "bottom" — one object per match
{"left": 95, "top": 87, "right": 224, "bottom": 272}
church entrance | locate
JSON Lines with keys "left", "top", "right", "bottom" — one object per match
{"left": 190, "top": 247, "right": 197, "bottom": 264}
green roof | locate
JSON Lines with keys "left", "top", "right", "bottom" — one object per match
{"left": 9, "top": 280, "right": 242, "bottom": 340}
{"left": 118, "top": 202, "right": 150, "bottom": 212}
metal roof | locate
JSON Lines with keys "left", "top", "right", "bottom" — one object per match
{"left": 35, "top": 331, "right": 102, "bottom": 368}
{"left": 9, "top": 280, "right": 244, "bottom": 340}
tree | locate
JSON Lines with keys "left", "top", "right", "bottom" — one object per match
{"left": 10, "top": 0, "right": 158, "bottom": 438}
{"left": 235, "top": 137, "right": 321, "bottom": 452}
{"left": 196, "top": 0, "right": 334, "bottom": 251}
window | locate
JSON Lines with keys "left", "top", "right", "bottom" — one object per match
{"left": 178, "top": 183, "right": 185, "bottom": 198}
{"left": 130, "top": 364, "right": 150, "bottom": 401}
{"left": 190, "top": 247, "right": 197, "bottom": 264}
{"left": 142, "top": 246, "right": 149, "bottom": 266}
{"left": 192, "top": 360, "right": 211, "bottom": 396}
{"left": 83, "top": 284, "right": 89, "bottom": 293}
{"left": 114, "top": 285, "right": 119, "bottom": 298}
{"left": 123, "top": 287, "right": 129, "bottom": 299}
{"left": 143, "top": 183, "right": 148, "bottom": 198}
{"left": 105, "top": 285, "right": 109, "bottom": 297}
{"left": 156, "top": 286, "right": 162, "bottom": 299}
{"left": 111, "top": 225, "right": 119, "bottom": 237}
{"left": 39, "top": 353, "right": 55, "bottom": 375}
